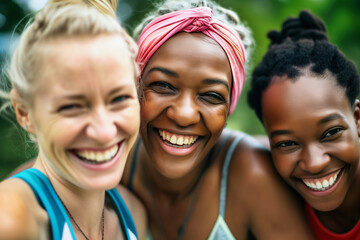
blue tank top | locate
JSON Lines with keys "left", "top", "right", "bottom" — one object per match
{"left": 128, "top": 133, "right": 246, "bottom": 239}
{"left": 11, "top": 168, "right": 138, "bottom": 240}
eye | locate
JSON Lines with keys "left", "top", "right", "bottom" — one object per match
{"left": 273, "top": 140, "right": 299, "bottom": 152}
{"left": 148, "top": 81, "right": 176, "bottom": 94}
{"left": 112, "top": 95, "right": 129, "bottom": 104}
{"left": 200, "top": 92, "right": 226, "bottom": 104}
{"left": 321, "top": 127, "right": 344, "bottom": 140}
{"left": 58, "top": 104, "right": 82, "bottom": 112}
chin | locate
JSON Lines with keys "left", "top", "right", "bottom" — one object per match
{"left": 155, "top": 161, "right": 193, "bottom": 179}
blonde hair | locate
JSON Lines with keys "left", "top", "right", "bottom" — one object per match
{"left": 7, "top": 0, "right": 137, "bottom": 107}
{"left": 2, "top": 0, "right": 138, "bottom": 143}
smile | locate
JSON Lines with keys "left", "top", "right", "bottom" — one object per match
{"left": 158, "top": 129, "right": 198, "bottom": 148}
{"left": 73, "top": 144, "right": 119, "bottom": 164}
{"left": 301, "top": 169, "right": 342, "bottom": 191}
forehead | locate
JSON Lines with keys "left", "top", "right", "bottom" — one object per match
{"left": 144, "top": 32, "right": 232, "bottom": 85}
{"left": 262, "top": 74, "right": 350, "bottom": 128}
{"left": 37, "top": 34, "right": 134, "bottom": 90}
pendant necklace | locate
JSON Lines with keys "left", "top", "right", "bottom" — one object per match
{"left": 53, "top": 186, "right": 105, "bottom": 240}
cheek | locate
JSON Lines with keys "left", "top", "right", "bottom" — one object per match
{"left": 33, "top": 114, "right": 80, "bottom": 149}
{"left": 140, "top": 94, "right": 162, "bottom": 127}
{"left": 271, "top": 152, "right": 296, "bottom": 178}
{"left": 122, "top": 103, "right": 140, "bottom": 137}
{"left": 203, "top": 108, "right": 228, "bottom": 132}
{"left": 340, "top": 135, "right": 360, "bottom": 164}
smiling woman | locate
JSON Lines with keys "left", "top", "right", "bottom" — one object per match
{"left": 0, "top": 0, "right": 146, "bottom": 239}
{"left": 248, "top": 10, "right": 360, "bottom": 239}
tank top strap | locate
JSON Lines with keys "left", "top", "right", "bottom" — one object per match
{"left": 10, "top": 168, "right": 76, "bottom": 240}
{"left": 107, "top": 189, "right": 138, "bottom": 239}
{"left": 219, "top": 133, "right": 247, "bottom": 217}
{"left": 128, "top": 139, "right": 142, "bottom": 192}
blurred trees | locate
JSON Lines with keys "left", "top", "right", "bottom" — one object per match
{"left": 0, "top": 0, "right": 359, "bottom": 179}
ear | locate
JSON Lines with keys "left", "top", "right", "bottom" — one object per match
{"left": 10, "top": 89, "right": 35, "bottom": 134}
{"left": 353, "top": 99, "right": 360, "bottom": 137}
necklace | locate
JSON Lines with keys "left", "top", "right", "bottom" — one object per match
{"left": 54, "top": 189, "right": 105, "bottom": 240}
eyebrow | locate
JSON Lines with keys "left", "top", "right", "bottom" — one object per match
{"left": 269, "top": 114, "right": 345, "bottom": 138}
{"left": 269, "top": 129, "right": 292, "bottom": 139}
{"left": 202, "top": 78, "right": 230, "bottom": 91}
{"left": 147, "top": 67, "right": 179, "bottom": 78}
{"left": 318, "top": 113, "right": 344, "bottom": 125}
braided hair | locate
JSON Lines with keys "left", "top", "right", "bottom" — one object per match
{"left": 248, "top": 10, "right": 360, "bottom": 121}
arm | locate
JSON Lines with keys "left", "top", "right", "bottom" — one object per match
{"left": 227, "top": 134, "right": 314, "bottom": 240}
{"left": 116, "top": 184, "right": 147, "bottom": 240}
{"left": 0, "top": 179, "right": 47, "bottom": 240}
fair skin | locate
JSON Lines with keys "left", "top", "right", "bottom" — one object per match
{"left": 261, "top": 72, "right": 360, "bottom": 233}
{"left": 0, "top": 34, "right": 146, "bottom": 240}
{"left": 121, "top": 32, "right": 314, "bottom": 239}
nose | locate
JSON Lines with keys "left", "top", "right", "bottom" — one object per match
{"left": 298, "top": 144, "right": 331, "bottom": 173}
{"left": 166, "top": 93, "right": 200, "bottom": 127}
{"left": 86, "top": 107, "right": 117, "bottom": 143}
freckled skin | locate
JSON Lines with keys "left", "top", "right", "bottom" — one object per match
{"left": 262, "top": 74, "right": 360, "bottom": 232}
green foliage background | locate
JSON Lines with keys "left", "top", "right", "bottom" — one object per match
{"left": 0, "top": 0, "right": 359, "bottom": 180}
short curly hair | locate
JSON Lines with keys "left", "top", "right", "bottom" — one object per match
{"left": 247, "top": 10, "right": 360, "bottom": 121}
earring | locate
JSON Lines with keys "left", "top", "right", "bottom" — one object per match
{"left": 23, "top": 124, "right": 27, "bottom": 131}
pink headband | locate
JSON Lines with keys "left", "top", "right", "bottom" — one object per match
{"left": 136, "top": 7, "right": 246, "bottom": 114}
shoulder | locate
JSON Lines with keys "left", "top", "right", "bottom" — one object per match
{"left": 218, "top": 129, "right": 272, "bottom": 180}
{"left": 115, "top": 184, "right": 147, "bottom": 239}
{"left": 0, "top": 178, "right": 47, "bottom": 240}
{"left": 221, "top": 130, "right": 314, "bottom": 239}
{"left": 222, "top": 129, "right": 288, "bottom": 198}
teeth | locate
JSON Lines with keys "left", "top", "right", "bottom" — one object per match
{"left": 158, "top": 129, "right": 198, "bottom": 147}
{"left": 170, "top": 135, "right": 177, "bottom": 144}
{"left": 75, "top": 144, "right": 118, "bottom": 162}
{"left": 302, "top": 169, "right": 341, "bottom": 191}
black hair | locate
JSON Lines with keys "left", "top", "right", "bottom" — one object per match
{"left": 247, "top": 10, "right": 360, "bottom": 121}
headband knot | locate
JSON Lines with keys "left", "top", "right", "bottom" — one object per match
{"left": 184, "top": 16, "right": 212, "bottom": 32}
{"left": 136, "top": 7, "right": 246, "bottom": 114}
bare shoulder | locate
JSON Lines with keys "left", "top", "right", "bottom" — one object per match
{"left": 0, "top": 178, "right": 48, "bottom": 240}
{"left": 115, "top": 184, "right": 147, "bottom": 239}
{"left": 223, "top": 130, "right": 278, "bottom": 202}
{"left": 220, "top": 129, "right": 273, "bottom": 181}
{"left": 222, "top": 130, "right": 314, "bottom": 239}
{"left": 224, "top": 130, "right": 296, "bottom": 205}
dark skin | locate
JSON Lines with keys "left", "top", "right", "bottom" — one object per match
{"left": 261, "top": 72, "right": 360, "bottom": 233}
{"left": 121, "top": 32, "right": 313, "bottom": 240}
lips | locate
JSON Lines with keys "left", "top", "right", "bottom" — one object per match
{"left": 158, "top": 129, "right": 198, "bottom": 147}
{"left": 73, "top": 144, "right": 119, "bottom": 164}
{"left": 301, "top": 169, "right": 342, "bottom": 191}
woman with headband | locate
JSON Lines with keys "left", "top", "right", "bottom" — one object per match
{"left": 121, "top": 0, "right": 314, "bottom": 239}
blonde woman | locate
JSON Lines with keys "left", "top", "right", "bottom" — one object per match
{"left": 0, "top": 0, "right": 146, "bottom": 239}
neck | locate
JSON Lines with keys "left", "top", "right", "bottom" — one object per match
{"left": 139, "top": 143, "right": 209, "bottom": 200}
{"left": 33, "top": 157, "right": 106, "bottom": 238}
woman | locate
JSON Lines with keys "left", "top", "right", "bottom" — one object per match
{"left": 248, "top": 10, "right": 360, "bottom": 239}
{"left": 0, "top": 0, "right": 146, "bottom": 239}
{"left": 121, "top": 0, "right": 314, "bottom": 239}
